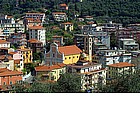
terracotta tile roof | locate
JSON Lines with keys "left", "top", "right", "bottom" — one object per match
{"left": 26, "top": 18, "right": 41, "bottom": 22}
{"left": 59, "top": 3, "right": 67, "bottom": 7}
{"left": 9, "top": 52, "right": 17, "bottom": 55}
{"left": 52, "top": 12, "right": 66, "bottom": 15}
{"left": 0, "top": 55, "right": 13, "bottom": 60}
{"left": 28, "top": 25, "right": 44, "bottom": 30}
{"left": 7, "top": 16, "right": 13, "bottom": 18}
{"left": 61, "top": 22, "right": 73, "bottom": 25}
{"left": 0, "top": 47, "right": 8, "bottom": 50}
{"left": 28, "top": 39, "right": 42, "bottom": 44}
{"left": 58, "top": 45, "right": 82, "bottom": 55}
{"left": 52, "top": 36, "right": 63, "bottom": 38}
{"left": 14, "top": 59, "right": 20, "bottom": 64}
{"left": 35, "top": 63, "right": 66, "bottom": 72}
{"left": 17, "top": 47, "right": 32, "bottom": 51}
{"left": 0, "top": 68, "right": 10, "bottom": 73}
{"left": 0, "top": 70, "right": 23, "bottom": 77}
{"left": 0, "top": 40, "right": 10, "bottom": 44}
{"left": 26, "top": 12, "right": 45, "bottom": 15}
{"left": 108, "top": 62, "right": 135, "bottom": 68}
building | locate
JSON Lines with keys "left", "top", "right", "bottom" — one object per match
{"left": 35, "top": 63, "right": 66, "bottom": 81}
{"left": 0, "top": 55, "right": 14, "bottom": 70}
{"left": 7, "top": 33, "right": 27, "bottom": 46}
{"left": 28, "top": 25, "right": 46, "bottom": 46}
{"left": 60, "top": 22, "right": 73, "bottom": 31}
{"left": 130, "top": 51, "right": 140, "bottom": 69}
{"left": 17, "top": 46, "right": 33, "bottom": 64}
{"left": 67, "top": 53, "right": 106, "bottom": 91}
{"left": 45, "top": 43, "right": 82, "bottom": 65}
{"left": 59, "top": 3, "right": 68, "bottom": 10}
{"left": 52, "top": 12, "right": 68, "bottom": 22}
{"left": 94, "top": 49, "right": 132, "bottom": 68}
{"left": 118, "top": 38, "right": 139, "bottom": 51}
{"left": 8, "top": 51, "right": 24, "bottom": 72}
{"left": 0, "top": 39, "right": 10, "bottom": 48}
{"left": 28, "top": 39, "right": 43, "bottom": 53}
{"left": 107, "top": 62, "right": 136, "bottom": 80}
{"left": 25, "top": 12, "right": 45, "bottom": 23}
{"left": 24, "top": 18, "right": 42, "bottom": 30}
{"left": 0, "top": 15, "right": 15, "bottom": 24}
{"left": 0, "top": 68, "right": 23, "bottom": 86}
{"left": 52, "top": 36, "right": 64, "bottom": 47}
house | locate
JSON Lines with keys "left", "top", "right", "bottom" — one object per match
{"left": 52, "top": 12, "right": 68, "bottom": 22}
{"left": 45, "top": 43, "right": 82, "bottom": 65}
{"left": 52, "top": 36, "right": 64, "bottom": 47}
{"left": 60, "top": 22, "right": 74, "bottom": 31}
{"left": 107, "top": 62, "right": 136, "bottom": 80}
{"left": 24, "top": 18, "right": 42, "bottom": 30}
{"left": 0, "top": 55, "right": 14, "bottom": 70}
{"left": 0, "top": 40, "right": 10, "bottom": 48}
{"left": 0, "top": 15, "right": 15, "bottom": 24}
{"left": 28, "top": 39, "right": 43, "bottom": 53}
{"left": 94, "top": 49, "right": 132, "bottom": 68}
{"left": 25, "top": 12, "right": 45, "bottom": 23}
{"left": 8, "top": 51, "right": 24, "bottom": 72}
{"left": 67, "top": 53, "right": 106, "bottom": 91}
{"left": 59, "top": 3, "right": 68, "bottom": 10}
{"left": 28, "top": 25, "right": 46, "bottom": 46}
{"left": 118, "top": 38, "right": 139, "bottom": 51}
{"left": 35, "top": 63, "right": 66, "bottom": 81}
{"left": 0, "top": 68, "right": 23, "bottom": 86}
{"left": 7, "top": 33, "right": 27, "bottom": 46}
{"left": 17, "top": 46, "right": 33, "bottom": 64}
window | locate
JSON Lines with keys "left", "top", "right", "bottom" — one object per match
{"left": 10, "top": 81, "right": 12, "bottom": 85}
{"left": 53, "top": 54, "right": 55, "bottom": 57}
{"left": 77, "top": 56, "right": 78, "bottom": 58}
{"left": 73, "top": 56, "right": 75, "bottom": 58}
{"left": 3, "top": 82, "right": 6, "bottom": 85}
{"left": 10, "top": 76, "right": 12, "bottom": 78}
{"left": 69, "top": 57, "right": 71, "bottom": 59}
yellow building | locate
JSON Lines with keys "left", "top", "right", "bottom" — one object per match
{"left": 17, "top": 46, "right": 33, "bottom": 64}
{"left": 46, "top": 43, "right": 83, "bottom": 65}
{"left": 60, "top": 22, "right": 74, "bottom": 31}
{"left": 58, "top": 45, "right": 82, "bottom": 64}
{"left": 35, "top": 63, "right": 66, "bottom": 81}
{"left": 107, "top": 62, "right": 136, "bottom": 81}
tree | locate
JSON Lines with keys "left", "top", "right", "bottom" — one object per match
{"left": 57, "top": 73, "right": 81, "bottom": 93}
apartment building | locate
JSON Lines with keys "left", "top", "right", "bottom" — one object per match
{"left": 94, "top": 49, "right": 132, "bottom": 68}
{"left": 28, "top": 25, "right": 46, "bottom": 46}
{"left": 60, "top": 22, "right": 74, "bottom": 31}
{"left": 25, "top": 12, "right": 45, "bottom": 23}
{"left": 0, "top": 40, "right": 10, "bottom": 48}
{"left": 67, "top": 60, "right": 106, "bottom": 91}
{"left": 35, "top": 63, "right": 66, "bottom": 81}
{"left": 52, "top": 12, "right": 68, "bottom": 22}
{"left": 118, "top": 38, "right": 139, "bottom": 51}
{"left": 107, "top": 62, "right": 136, "bottom": 80}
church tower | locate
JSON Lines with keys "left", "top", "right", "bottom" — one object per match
{"left": 84, "top": 35, "right": 93, "bottom": 62}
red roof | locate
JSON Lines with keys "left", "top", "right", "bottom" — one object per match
{"left": 61, "top": 22, "right": 73, "bottom": 25}
{"left": 28, "top": 39, "right": 42, "bottom": 44}
{"left": 52, "top": 12, "right": 66, "bottom": 15}
{"left": 28, "top": 25, "right": 44, "bottom": 30}
{"left": 0, "top": 68, "right": 22, "bottom": 76}
{"left": 0, "top": 40, "right": 10, "bottom": 44}
{"left": 14, "top": 59, "right": 20, "bottom": 64}
{"left": 0, "top": 55, "right": 13, "bottom": 60}
{"left": 35, "top": 63, "right": 66, "bottom": 72}
{"left": 108, "top": 62, "right": 135, "bottom": 68}
{"left": 59, "top": 3, "right": 67, "bottom": 7}
{"left": 58, "top": 45, "right": 82, "bottom": 55}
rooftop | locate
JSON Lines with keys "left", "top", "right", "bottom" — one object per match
{"left": 58, "top": 45, "right": 82, "bottom": 55}
{"left": 0, "top": 68, "right": 22, "bottom": 76}
{"left": 35, "top": 63, "right": 66, "bottom": 72}
{"left": 0, "top": 40, "right": 10, "bottom": 44}
{"left": 108, "top": 62, "right": 135, "bottom": 68}
{"left": 28, "top": 25, "right": 44, "bottom": 30}
{"left": 28, "top": 39, "right": 42, "bottom": 44}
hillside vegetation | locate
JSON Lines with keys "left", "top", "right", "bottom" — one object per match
{"left": 0, "top": 0, "right": 140, "bottom": 24}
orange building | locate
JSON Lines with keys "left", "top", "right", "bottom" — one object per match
{"left": 0, "top": 68, "right": 23, "bottom": 86}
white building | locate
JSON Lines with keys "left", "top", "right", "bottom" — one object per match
{"left": 94, "top": 49, "right": 132, "bottom": 68}
{"left": 28, "top": 25, "right": 46, "bottom": 46}
{"left": 25, "top": 13, "right": 45, "bottom": 23}
{"left": 119, "top": 38, "right": 139, "bottom": 51}
{"left": 52, "top": 12, "right": 68, "bottom": 22}
{"left": 0, "top": 40, "right": 10, "bottom": 48}
{"left": 0, "top": 15, "right": 15, "bottom": 24}
{"left": 67, "top": 53, "right": 106, "bottom": 91}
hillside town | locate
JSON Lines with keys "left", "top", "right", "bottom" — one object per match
{"left": 0, "top": 1, "right": 140, "bottom": 92}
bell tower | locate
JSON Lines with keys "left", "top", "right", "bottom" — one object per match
{"left": 84, "top": 35, "right": 93, "bottom": 61}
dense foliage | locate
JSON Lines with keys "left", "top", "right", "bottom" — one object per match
{"left": 13, "top": 73, "right": 81, "bottom": 93}
{"left": 1, "top": 0, "right": 140, "bottom": 24}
